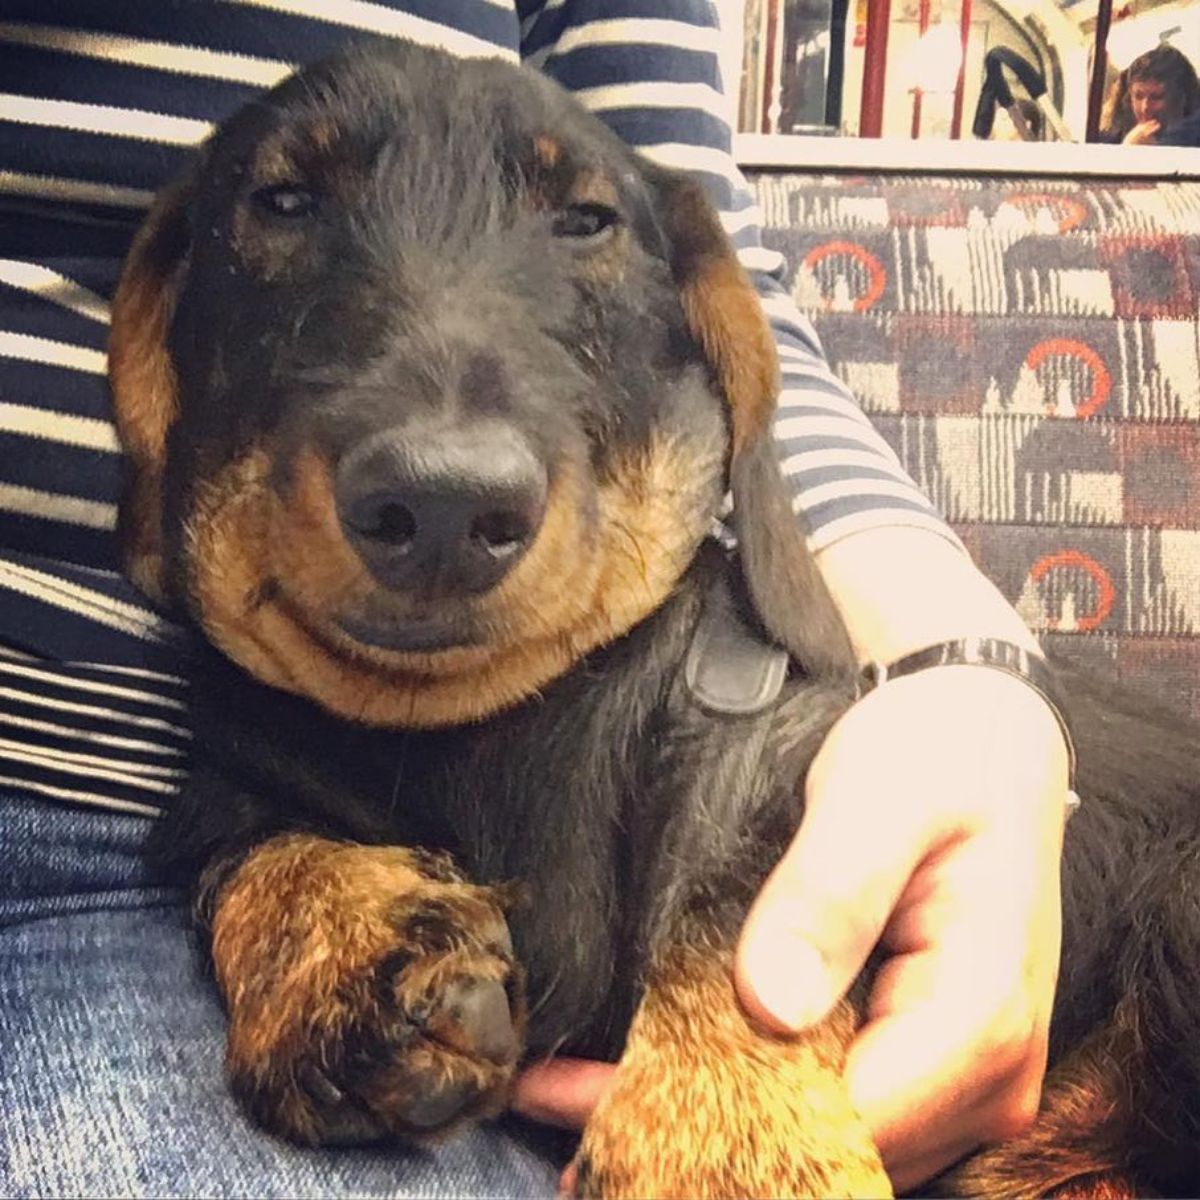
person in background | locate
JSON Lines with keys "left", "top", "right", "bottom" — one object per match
{"left": 1099, "top": 43, "right": 1200, "bottom": 144}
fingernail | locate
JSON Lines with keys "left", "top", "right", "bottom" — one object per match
{"left": 740, "top": 934, "right": 831, "bottom": 1032}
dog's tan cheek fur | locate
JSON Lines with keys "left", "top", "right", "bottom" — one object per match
{"left": 268, "top": 447, "right": 377, "bottom": 628}
{"left": 184, "top": 434, "right": 712, "bottom": 728}
{"left": 184, "top": 448, "right": 303, "bottom": 690}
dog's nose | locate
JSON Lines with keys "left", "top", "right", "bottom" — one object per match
{"left": 336, "top": 422, "right": 547, "bottom": 595}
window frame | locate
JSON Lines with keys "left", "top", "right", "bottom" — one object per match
{"left": 733, "top": 0, "right": 1200, "bottom": 174}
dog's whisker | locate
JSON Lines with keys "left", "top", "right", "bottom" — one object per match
{"left": 387, "top": 738, "right": 408, "bottom": 825}
{"left": 610, "top": 518, "right": 649, "bottom": 583}
{"left": 526, "top": 965, "right": 566, "bottom": 1023}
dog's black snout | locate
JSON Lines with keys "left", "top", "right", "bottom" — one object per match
{"left": 336, "top": 422, "right": 547, "bottom": 595}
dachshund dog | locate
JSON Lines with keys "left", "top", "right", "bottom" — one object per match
{"left": 109, "top": 39, "right": 1200, "bottom": 1198}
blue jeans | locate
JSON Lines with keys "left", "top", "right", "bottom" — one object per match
{"left": 0, "top": 794, "right": 564, "bottom": 1198}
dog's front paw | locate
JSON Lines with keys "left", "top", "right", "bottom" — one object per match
{"left": 209, "top": 835, "right": 525, "bottom": 1145}
{"left": 567, "top": 948, "right": 890, "bottom": 1200}
{"left": 264, "top": 894, "right": 521, "bottom": 1145}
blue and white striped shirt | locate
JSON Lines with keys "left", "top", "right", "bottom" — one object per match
{"left": 0, "top": 0, "right": 949, "bottom": 815}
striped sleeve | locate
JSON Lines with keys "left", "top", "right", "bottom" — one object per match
{"left": 521, "top": 0, "right": 960, "bottom": 551}
{"left": 0, "top": 1, "right": 519, "bottom": 213}
{"left": 0, "top": 643, "right": 190, "bottom": 817}
{"left": 0, "top": 554, "right": 196, "bottom": 817}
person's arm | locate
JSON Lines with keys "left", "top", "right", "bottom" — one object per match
{"left": 515, "top": 2, "right": 1071, "bottom": 1189}
{"left": 816, "top": 526, "right": 1040, "bottom": 662}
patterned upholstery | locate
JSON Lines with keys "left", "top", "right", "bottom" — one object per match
{"left": 752, "top": 171, "right": 1200, "bottom": 717}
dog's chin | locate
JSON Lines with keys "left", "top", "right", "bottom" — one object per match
{"left": 335, "top": 613, "right": 483, "bottom": 654}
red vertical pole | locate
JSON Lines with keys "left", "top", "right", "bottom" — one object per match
{"left": 910, "top": 89, "right": 923, "bottom": 137}
{"left": 859, "top": 0, "right": 893, "bottom": 136}
{"left": 949, "top": 0, "right": 974, "bottom": 138}
{"left": 760, "top": 0, "right": 781, "bottom": 132}
{"left": 911, "top": 0, "right": 931, "bottom": 138}
{"left": 1087, "top": 0, "right": 1115, "bottom": 141}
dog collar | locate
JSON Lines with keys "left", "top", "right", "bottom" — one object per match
{"left": 684, "top": 572, "right": 790, "bottom": 718}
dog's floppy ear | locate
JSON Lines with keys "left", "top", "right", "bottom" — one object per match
{"left": 109, "top": 173, "right": 196, "bottom": 605}
{"left": 648, "top": 166, "right": 855, "bottom": 678}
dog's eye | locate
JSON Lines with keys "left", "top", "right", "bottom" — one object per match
{"left": 552, "top": 203, "right": 620, "bottom": 241}
{"left": 253, "top": 183, "right": 318, "bottom": 218}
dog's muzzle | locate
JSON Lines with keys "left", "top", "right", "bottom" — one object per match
{"left": 335, "top": 420, "right": 548, "bottom": 597}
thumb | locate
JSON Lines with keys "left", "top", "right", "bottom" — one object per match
{"left": 735, "top": 784, "right": 923, "bottom": 1033}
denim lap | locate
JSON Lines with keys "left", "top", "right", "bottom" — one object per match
{"left": 0, "top": 796, "right": 562, "bottom": 1199}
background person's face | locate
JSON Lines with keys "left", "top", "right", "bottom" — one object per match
{"left": 1130, "top": 79, "right": 1170, "bottom": 125}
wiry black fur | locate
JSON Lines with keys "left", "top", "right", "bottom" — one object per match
{"left": 132, "top": 38, "right": 1200, "bottom": 1195}
{"left": 1050, "top": 683, "right": 1200, "bottom": 1190}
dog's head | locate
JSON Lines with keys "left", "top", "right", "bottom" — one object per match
{"left": 110, "top": 39, "right": 850, "bottom": 727}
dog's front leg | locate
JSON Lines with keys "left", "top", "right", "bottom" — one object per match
{"left": 570, "top": 945, "right": 890, "bottom": 1200}
{"left": 205, "top": 832, "right": 525, "bottom": 1145}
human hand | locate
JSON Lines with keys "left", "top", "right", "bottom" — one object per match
{"left": 1124, "top": 119, "right": 1161, "bottom": 144}
{"left": 511, "top": 1056, "right": 614, "bottom": 1131}
{"left": 734, "top": 665, "right": 1069, "bottom": 1192}
{"left": 512, "top": 666, "right": 1069, "bottom": 1194}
